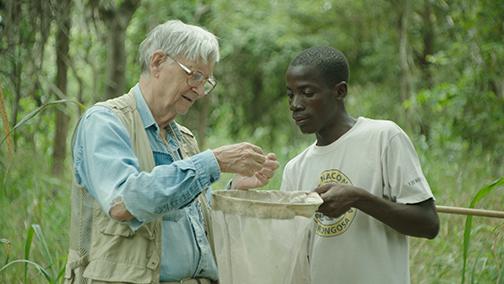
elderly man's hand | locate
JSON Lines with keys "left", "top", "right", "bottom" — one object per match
{"left": 212, "top": 142, "right": 267, "bottom": 176}
{"left": 230, "top": 153, "right": 279, "bottom": 190}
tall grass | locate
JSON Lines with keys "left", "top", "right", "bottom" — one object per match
{"left": 0, "top": 99, "right": 82, "bottom": 147}
{"left": 0, "top": 224, "right": 64, "bottom": 283}
{"left": 408, "top": 149, "right": 503, "bottom": 284}
{"left": 461, "top": 178, "right": 504, "bottom": 284}
{"left": 0, "top": 150, "right": 70, "bottom": 283}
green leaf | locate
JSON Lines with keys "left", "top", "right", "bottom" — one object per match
{"left": 32, "top": 224, "right": 56, "bottom": 279}
{"left": 0, "top": 99, "right": 82, "bottom": 146}
{"left": 56, "top": 261, "right": 67, "bottom": 283}
{"left": 23, "top": 226, "right": 35, "bottom": 283}
{"left": 1, "top": 238, "right": 11, "bottom": 266}
{"left": 0, "top": 259, "right": 51, "bottom": 281}
{"left": 498, "top": 263, "right": 504, "bottom": 284}
{"left": 461, "top": 177, "right": 504, "bottom": 284}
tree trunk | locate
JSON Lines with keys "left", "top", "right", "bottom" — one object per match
{"left": 418, "top": 0, "right": 435, "bottom": 140}
{"left": 6, "top": 0, "right": 21, "bottom": 148}
{"left": 398, "top": 0, "right": 411, "bottom": 104}
{"left": 105, "top": 21, "right": 127, "bottom": 99}
{"left": 99, "top": 0, "right": 140, "bottom": 99}
{"left": 419, "top": 0, "right": 434, "bottom": 89}
{"left": 51, "top": 0, "right": 72, "bottom": 177}
{"left": 0, "top": 84, "right": 13, "bottom": 159}
{"left": 397, "top": 0, "right": 415, "bottom": 131}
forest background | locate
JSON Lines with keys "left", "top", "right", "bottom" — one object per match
{"left": 0, "top": 0, "right": 502, "bottom": 283}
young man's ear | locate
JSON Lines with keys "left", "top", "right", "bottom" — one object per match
{"left": 334, "top": 81, "right": 347, "bottom": 100}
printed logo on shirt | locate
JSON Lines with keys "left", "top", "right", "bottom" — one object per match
{"left": 314, "top": 169, "right": 356, "bottom": 237}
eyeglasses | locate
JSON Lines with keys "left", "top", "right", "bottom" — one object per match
{"left": 166, "top": 54, "right": 217, "bottom": 95}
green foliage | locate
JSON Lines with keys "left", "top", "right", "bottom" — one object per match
{"left": 24, "top": 225, "right": 35, "bottom": 282}
{"left": 0, "top": 99, "right": 83, "bottom": 147}
{"left": 411, "top": 0, "right": 504, "bottom": 159}
{"left": 0, "top": 152, "right": 70, "bottom": 283}
{"left": 462, "top": 178, "right": 504, "bottom": 284}
{"left": 0, "top": 224, "right": 65, "bottom": 283}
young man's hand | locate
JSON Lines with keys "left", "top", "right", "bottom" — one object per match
{"left": 314, "top": 183, "right": 361, "bottom": 218}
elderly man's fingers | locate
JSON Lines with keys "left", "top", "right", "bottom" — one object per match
{"left": 254, "top": 172, "right": 269, "bottom": 185}
{"left": 266, "top": 152, "right": 278, "bottom": 160}
{"left": 241, "top": 160, "right": 265, "bottom": 177}
{"left": 258, "top": 167, "right": 274, "bottom": 179}
{"left": 263, "top": 158, "right": 279, "bottom": 171}
{"left": 243, "top": 142, "right": 264, "bottom": 155}
{"left": 243, "top": 149, "right": 266, "bottom": 164}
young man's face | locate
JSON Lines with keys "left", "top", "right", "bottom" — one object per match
{"left": 285, "top": 64, "right": 339, "bottom": 134}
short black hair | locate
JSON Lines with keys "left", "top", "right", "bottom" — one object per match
{"left": 290, "top": 46, "right": 349, "bottom": 86}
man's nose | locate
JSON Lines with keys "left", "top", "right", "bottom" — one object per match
{"left": 192, "top": 84, "right": 206, "bottom": 97}
{"left": 289, "top": 95, "right": 304, "bottom": 111}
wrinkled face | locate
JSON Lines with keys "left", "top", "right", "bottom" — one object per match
{"left": 286, "top": 64, "right": 338, "bottom": 134}
{"left": 157, "top": 55, "right": 214, "bottom": 115}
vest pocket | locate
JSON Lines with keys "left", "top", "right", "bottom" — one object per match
{"left": 83, "top": 259, "right": 153, "bottom": 283}
{"left": 83, "top": 209, "right": 159, "bottom": 283}
{"left": 100, "top": 221, "right": 134, "bottom": 237}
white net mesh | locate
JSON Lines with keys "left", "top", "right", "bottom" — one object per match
{"left": 211, "top": 190, "right": 322, "bottom": 284}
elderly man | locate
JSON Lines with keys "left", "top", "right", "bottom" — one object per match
{"left": 64, "top": 20, "right": 278, "bottom": 284}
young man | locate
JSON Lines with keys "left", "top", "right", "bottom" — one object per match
{"left": 280, "top": 47, "right": 439, "bottom": 284}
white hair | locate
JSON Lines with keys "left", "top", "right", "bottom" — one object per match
{"left": 138, "top": 20, "right": 220, "bottom": 73}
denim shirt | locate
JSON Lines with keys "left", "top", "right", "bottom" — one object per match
{"left": 72, "top": 84, "right": 219, "bottom": 281}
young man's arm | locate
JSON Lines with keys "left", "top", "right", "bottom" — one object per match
{"left": 316, "top": 127, "right": 440, "bottom": 239}
{"left": 315, "top": 184, "right": 439, "bottom": 239}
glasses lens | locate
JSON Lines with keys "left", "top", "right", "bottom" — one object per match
{"left": 190, "top": 72, "right": 205, "bottom": 84}
{"left": 188, "top": 72, "right": 216, "bottom": 95}
{"left": 204, "top": 80, "right": 216, "bottom": 95}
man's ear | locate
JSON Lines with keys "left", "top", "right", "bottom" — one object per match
{"left": 333, "top": 81, "right": 347, "bottom": 100}
{"left": 149, "top": 50, "right": 166, "bottom": 78}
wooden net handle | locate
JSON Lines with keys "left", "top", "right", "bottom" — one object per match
{"left": 436, "top": 205, "right": 504, "bottom": 219}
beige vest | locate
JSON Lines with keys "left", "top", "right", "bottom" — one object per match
{"left": 64, "top": 91, "right": 206, "bottom": 284}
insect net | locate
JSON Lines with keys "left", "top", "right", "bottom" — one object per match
{"left": 210, "top": 190, "right": 322, "bottom": 284}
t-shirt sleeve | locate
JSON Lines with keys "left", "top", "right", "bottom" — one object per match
{"left": 381, "top": 130, "right": 434, "bottom": 204}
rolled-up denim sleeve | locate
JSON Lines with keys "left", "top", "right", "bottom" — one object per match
{"left": 123, "top": 150, "right": 220, "bottom": 223}
{"left": 73, "top": 106, "right": 220, "bottom": 227}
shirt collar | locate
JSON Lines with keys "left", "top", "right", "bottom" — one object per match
{"left": 133, "top": 83, "right": 157, "bottom": 130}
